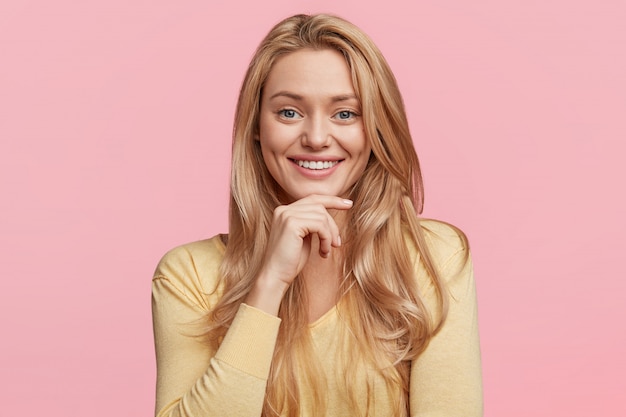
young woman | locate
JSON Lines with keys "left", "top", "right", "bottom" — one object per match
{"left": 152, "top": 13, "right": 482, "bottom": 417}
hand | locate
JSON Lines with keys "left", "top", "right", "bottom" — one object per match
{"left": 245, "top": 194, "right": 353, "bottom": 315}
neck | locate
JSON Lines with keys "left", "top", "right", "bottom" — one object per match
{"left": 302, "top": 235, "right": 344, "bottom": 323}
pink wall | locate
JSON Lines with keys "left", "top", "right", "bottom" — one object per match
{"left": 1, "top": 1, "right": 624, "bottom": 415}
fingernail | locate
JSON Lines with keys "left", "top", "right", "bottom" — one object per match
{"left": 343, "top": 199, "right": 353, "bottom": 206}
{"left": 337, "top": 235, "right": 342, "bottom": 246}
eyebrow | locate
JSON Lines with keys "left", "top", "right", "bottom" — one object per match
{"left": 268, "top": 91, "right": 359, "bottom": 103}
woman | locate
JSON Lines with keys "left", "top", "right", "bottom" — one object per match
{"left": 152, "top": 13, "right": 482, "bottom": 417}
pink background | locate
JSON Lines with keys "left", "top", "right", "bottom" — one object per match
{"left": 1, "top": 1, "right": 624, "bottom": 415}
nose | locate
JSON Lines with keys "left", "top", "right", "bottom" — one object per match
{"left": 301, "top": 115, "right": 331, "bottom": 149}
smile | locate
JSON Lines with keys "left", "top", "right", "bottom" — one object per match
{"left": 292, "top": 159, "right": 341, "bottom": 170}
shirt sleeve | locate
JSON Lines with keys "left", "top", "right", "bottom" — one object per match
{"left": 152, "top": 243, "right": 281, "bottom": 417}
{"left": 409, "top": 225, "right": 483, "bottom": 416}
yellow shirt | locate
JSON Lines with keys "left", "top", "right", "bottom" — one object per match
{"left": 152, "top": 219, "right": 483, "bottom": 416}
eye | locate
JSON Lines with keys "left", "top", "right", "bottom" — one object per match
{"left": 334, "top": 110, "right": 357, "bottom": 120}
{"left": 278, "top": 109, "right": 302, "bottom": 119}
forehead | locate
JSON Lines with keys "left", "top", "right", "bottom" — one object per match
{"left": 263, "top": 48, "right": 356, "bottom": 97}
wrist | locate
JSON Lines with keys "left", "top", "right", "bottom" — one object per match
{"left": 244, "top": 272, "right": 290, "bottom": 317}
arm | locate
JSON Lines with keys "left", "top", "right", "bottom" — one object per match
{"left": 153, "top": 196, "right": 351, "bottom": 416}
{"left": 152, "top": 244, "right": 281, "bottom": 417}
{"left": 410, "top": 228, "right": 483, "bottom": 416}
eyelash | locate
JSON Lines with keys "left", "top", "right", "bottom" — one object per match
{"left": 277, "top": 109, "right": 301, "bottom": 119}
{"left": 276, "top": 109, "right": 360, "bottom": 120}
{"left": 334, "top": 110, "right": 358, "bottom": 120}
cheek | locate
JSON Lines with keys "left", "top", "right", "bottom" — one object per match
{"left": 258, "top": 118, "right": 288, "bottom": 151}
{"left": 351, "top": 133, "right": 371, "bottom": 160}
{"left": 258, "top": 142, "right": 278, "bottom": 175}
{"left": 257, "top": 133, "right": 285, "bottom": 180}
{"left": 356, "top": 143, "right": 373, "bottom": 175}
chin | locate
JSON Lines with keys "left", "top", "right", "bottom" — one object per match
{"left": 281, "top": 187, "right": 342, "bottom": 202}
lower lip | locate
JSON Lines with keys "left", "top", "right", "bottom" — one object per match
{"left": 290, "top": 160, "right": 343, "bottom": 178}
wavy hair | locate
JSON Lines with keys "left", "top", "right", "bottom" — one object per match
{"left": 205, "top": 14, "right": 450, "bottom": 417}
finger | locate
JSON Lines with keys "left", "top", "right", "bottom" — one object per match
{"left": 294, "top": 195, "right": 351, "bottom": 247}
{"left": 305, "top": 212, "right": 339, "bottom": 258}
{"left": 272, "top": 195, "right": 350, "bottom": 258}
{"left": 273, "top": 208, "right": 337, "bottom": 257}
{"left": 278, "top": 208, "right": 336, "bottom": 259}
{"left": 317, "top": 225, "right": 333, "bottom": 258}
{"left": 294, "top": 194, "right": 353, "bottom": 211}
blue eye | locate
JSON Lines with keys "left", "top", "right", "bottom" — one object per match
{"left": 336, "top": 110, "right": 355, "bottom": 120}
{"left": 279, "top": 109, "right": 299, "bottom": 119}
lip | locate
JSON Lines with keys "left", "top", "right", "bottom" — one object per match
{"left": 288, "top": 154, "right": 344, "bottom": 162}
{"left": 288, "top": 157, "right": 343, "bottom": 178}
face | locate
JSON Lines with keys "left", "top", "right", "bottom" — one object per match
{"left": 258, "top": 48, "right": 371, "bottom": 202}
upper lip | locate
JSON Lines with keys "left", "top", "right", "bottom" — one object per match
{"left": 289, "top": 155, "right": 344, "bottom": 162}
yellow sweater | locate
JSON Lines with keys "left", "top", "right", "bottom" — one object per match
{"left": 152, "top": 219, "right": 483, "bottom": 416}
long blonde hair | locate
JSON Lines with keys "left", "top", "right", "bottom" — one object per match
{"left": 206, "top": 14, "right": 450, "bottom": 417}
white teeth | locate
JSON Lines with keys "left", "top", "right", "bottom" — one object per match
{"left": 295, "top": 160, "right": 339, "bottom": 170}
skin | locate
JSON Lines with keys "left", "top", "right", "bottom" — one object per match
{"left": 257, "top": 48, "right": 371, "bottom": 203}
{"left": 245, "top": 49, "right": 371, "bottom": 320}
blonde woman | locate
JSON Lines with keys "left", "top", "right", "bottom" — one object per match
{"left": 152, "top": 13, "right": 482, "bottom": 417}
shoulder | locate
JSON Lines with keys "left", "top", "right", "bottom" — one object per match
{"left": 154, "top": 235, "right": 226, "bottom": 279}
{"left": 152, "top": 235, "right": 227, "bottom": 311}
{"left": 419, "top": 218, "right": 470, "bottom": 271}
{"left": 413, "top": 219, "right": 474, "bottom": 299}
